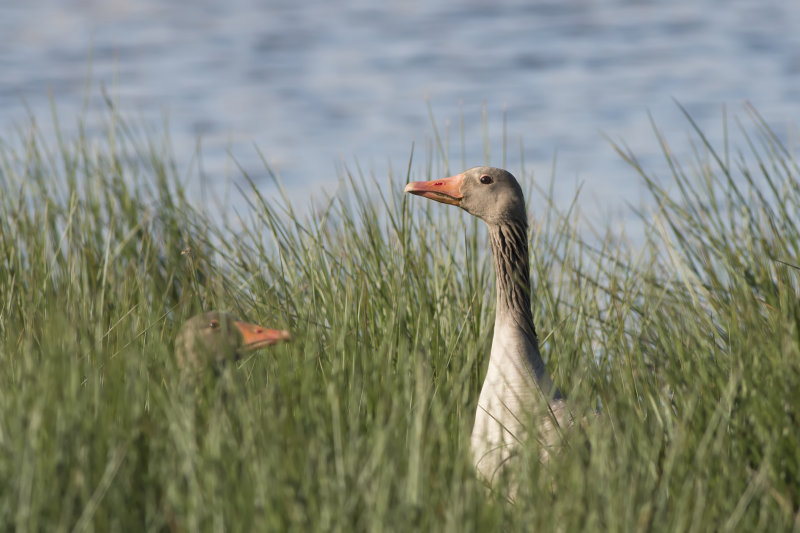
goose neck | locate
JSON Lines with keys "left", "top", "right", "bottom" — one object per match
{"left": 487, "top": 220, "right": 535, "bottom": 337}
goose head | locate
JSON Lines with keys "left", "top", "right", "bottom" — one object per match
{"left": 175, "top": 311, "right": 291, "bottom": 371}
{"left": 404, "top": 166, "right": 526, "bottom": 226}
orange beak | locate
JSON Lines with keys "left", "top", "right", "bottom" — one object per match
{"left": 234, "top": 321, "right": 291, "bottom": 350}
{"left": 404, "top": 173, "right": 464, "bottom": 206}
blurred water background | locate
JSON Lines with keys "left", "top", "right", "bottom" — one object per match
{"left": 1, "top": 0, "right": 799, "bottom": 226}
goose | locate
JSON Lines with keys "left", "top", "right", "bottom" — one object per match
{"left": 175, "top": 311, "right": 291, "bottom": 373}
{"left": 405, "top": 166, "right": 569, "bottom": 486}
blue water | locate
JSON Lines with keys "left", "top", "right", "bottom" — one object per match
{"left": 2, "top": 0, "right": 799, "bottom": 222}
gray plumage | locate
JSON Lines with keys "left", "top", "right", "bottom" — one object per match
{"left": 405, "top": 166, "right": 568, "bottom": 487}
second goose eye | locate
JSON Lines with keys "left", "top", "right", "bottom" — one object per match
{"left": 479, "top": 175, "right": 493, "bottom": 185}
{"left": 209, "top": 320, "right": 220, "bottom": 329}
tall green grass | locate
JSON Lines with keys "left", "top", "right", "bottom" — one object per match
{"left": 0, "top": 100, "right": 798, "bottom": 531}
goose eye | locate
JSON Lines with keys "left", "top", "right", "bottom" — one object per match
{"left": 208, "top": 320, "right": 220, "bottom": 329}
{"left": 479, "top": 175, "right": 493, "bottom": 185}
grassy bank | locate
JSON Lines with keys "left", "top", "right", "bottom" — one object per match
{"left": 0, "top": 102, "right": 798, "bottom": 531}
